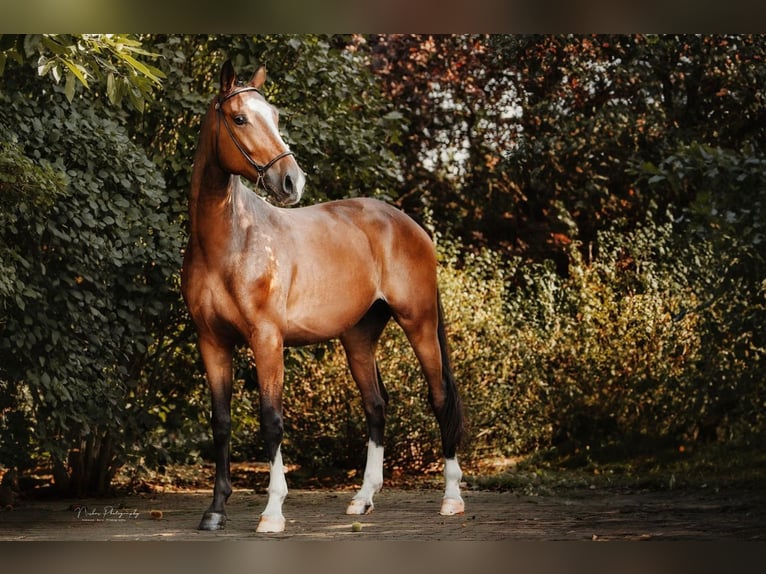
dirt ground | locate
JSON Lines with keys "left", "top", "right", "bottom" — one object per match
{"left": 1, "top": 484, "right": 764, "bottom": 541}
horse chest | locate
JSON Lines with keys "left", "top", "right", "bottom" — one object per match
{"left": 184, "top": 251, "right": 286, "bottom": 337}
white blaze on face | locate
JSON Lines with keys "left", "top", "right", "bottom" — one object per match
{"left": 246, "top": 98, "right": 287, "bottom": 150}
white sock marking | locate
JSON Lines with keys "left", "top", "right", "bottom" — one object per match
{"left": 261, "top": 445, "right": 288, "bottom": 521}
{"left": 444, "top": 456, "right": 463, "bottom": 502}
{"left": 348, "top": 442, "right": 384, "bottom": 512}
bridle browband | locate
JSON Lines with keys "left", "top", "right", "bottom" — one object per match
{"left": 215, "top": 86, "right": 294, "bottom": 190}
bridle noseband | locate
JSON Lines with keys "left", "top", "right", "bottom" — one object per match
{"left": 215, "top": 86, "right": 294, "bottom": 190}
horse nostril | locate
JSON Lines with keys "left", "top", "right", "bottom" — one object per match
{"left": 281, "top": 169, "right": 304, "bottom": 205}
{"left": 283, "top": 173, "right": 294, "bottom": 195}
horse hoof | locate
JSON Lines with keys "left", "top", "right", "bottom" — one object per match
{"left": 439, "top": 498, "right": 465, "bottom": 516}
{"left": 198, "top": 511, "right": 227, "bottom": 530}
{"left": 256, "top": 514, "right": 286, "bottom": 533}
{"left": 345, "top": 498, "right": 373, "bottom": 515}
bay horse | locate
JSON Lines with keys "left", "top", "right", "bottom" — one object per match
{"left": 181, "top": 60, "right": 465, "bottom": 533}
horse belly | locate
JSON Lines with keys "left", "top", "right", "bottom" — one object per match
{"left": 283, "top": 267, "right": 379, "bottom": 346}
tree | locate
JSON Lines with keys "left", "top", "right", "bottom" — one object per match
{"left": 0, "top": 38, "right": 182, "bottom": 495}
{"left": 367, "top": 35, "right": 766, "bottom": 267}
{"left": 366, "top": 34, "right": 518, "bottom": 238}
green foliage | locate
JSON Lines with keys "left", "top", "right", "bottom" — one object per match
{"left": 505, "top": 224, "right": 702, "bottom": 454}
{"left": 274, "top": 36, "right": 404, "bottom": 201}
{"left": 454, "top": 205, "right": 760, "bottom": 464}
{"left": 369, "top": 35, "right": 766, "bottom": 266}
{"left": 636, "top": 142, "right": 765, "bottom": 261}
{"left": 0, "top": 34, "right": 165, "bottom": 110}
{"left": 633, "top": 142, "right": 766, "bottom": 444}
{"left": 0, "top": 69, "right": 183, "bottom": 494}
{"left": 0, "top": 139, "right": 66, "bottom": 309}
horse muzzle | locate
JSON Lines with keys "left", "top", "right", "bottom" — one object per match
{"left": 272, "top": 165, "right": 305, "bottom": 206}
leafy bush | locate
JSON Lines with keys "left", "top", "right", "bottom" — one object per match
{"left": 633, "top": 143, "right": 766, "bottom": 445}
{"left": 0, "top": 78, "right": 184, "bottom": 495}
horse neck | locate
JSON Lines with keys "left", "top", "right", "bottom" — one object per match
{"left": 188, "top": 114, "right": 274, "bottom": 252}
{"left": 188, "top": 108, "right": 237, "bottom": 231}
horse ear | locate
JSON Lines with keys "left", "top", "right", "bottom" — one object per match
{"left": 250, "top": 66, "right": 266, "bottom": 90}
{"left": 220, "top": 60, "right": 236, "bottom": 94}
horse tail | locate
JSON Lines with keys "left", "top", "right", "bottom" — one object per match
{"left": 436, "top": 290, "right": 465, "bottom": 458}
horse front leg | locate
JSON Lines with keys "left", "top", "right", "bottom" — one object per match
{"left": 252, "top": 328, "right": 288, "bottom": 533}
{"left": 257, "top": 402, "right": 287, "bottom": 533}
{"left": 198, "top": 338, "right": 234, "bottom": 530}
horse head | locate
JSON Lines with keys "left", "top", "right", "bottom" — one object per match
{"left": 214, "top": 60, "right": 305, "bottom": 205}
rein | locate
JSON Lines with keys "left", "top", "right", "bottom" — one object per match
{"left": 215, "top": 86, "right": 294, "bottom": 190}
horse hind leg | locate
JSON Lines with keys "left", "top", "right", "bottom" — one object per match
{"left": 395, "top": 292, "right": 466, "bottom": 516}
{"left": 345, "top": 363, "right": 387, "bottom": 515}
{"left": 340, "top": 301, "right": 391, "bottom": 515}
{"left": 435, "top": 295, "right": 466, "bottom": 516}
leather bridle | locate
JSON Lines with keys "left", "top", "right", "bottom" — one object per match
{"left": 215, "top": 86, "right": 294, "bottom": 190}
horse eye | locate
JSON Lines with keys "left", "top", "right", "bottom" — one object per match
{"left": 233, "top": 115, "right": 247, "bottom": 126}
